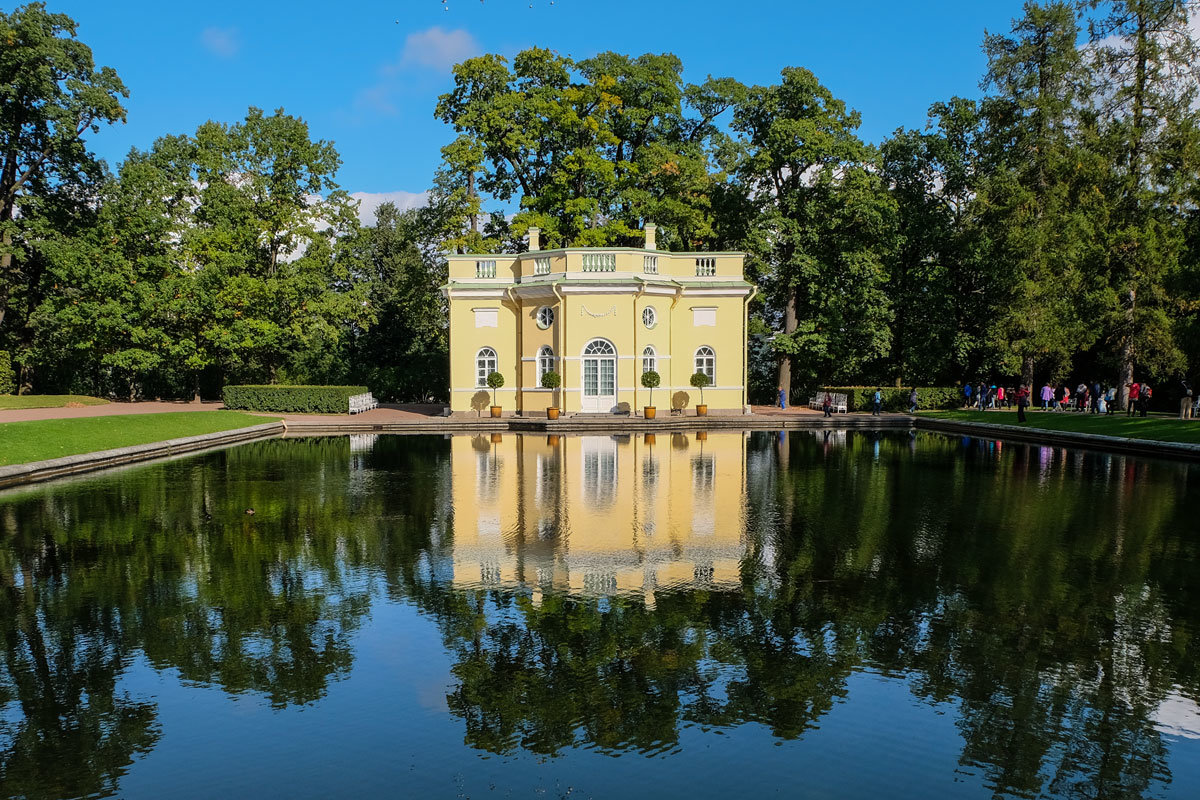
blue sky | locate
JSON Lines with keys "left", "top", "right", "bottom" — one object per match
{"left": 55, "top": 0, "right": 1028, "bottom": 214}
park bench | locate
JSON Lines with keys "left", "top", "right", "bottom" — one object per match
{"left": 807, "top": 392, "right": 848, "bottom": 413}
{"left": 348, "top": 392, "right": 378, "bottom": 414}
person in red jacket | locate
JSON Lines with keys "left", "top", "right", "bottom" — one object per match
{"left": 1016, "top": 385, "right": 1030, "bottom": 423}
{"left": 1127, "top": 382, "right": 1141, "bottom": 417}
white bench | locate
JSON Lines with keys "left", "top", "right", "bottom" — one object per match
{"left": 348, "top": 392, "right": 378, "bottom": 414}
{"left": 808, "top": 392, "right": 848, "bottom": 413}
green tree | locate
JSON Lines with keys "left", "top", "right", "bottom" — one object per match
{"left": 0, "top": 2, "right": 127, "bottom": 388}
{"left": 727, "top": 68, "right": 897, "bottom": 395}
{"left": 1084, "top": 0, "right": 1200, "bottom": 405}
{"left": 974, "top": 1, "right": 1100, "bottom": 386}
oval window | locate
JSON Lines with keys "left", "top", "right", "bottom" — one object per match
{"left": 536, "top": 306, "right": 555, "bottom": 329}
{"left": 642, "top": 306, "right": 657, "bottom": 329}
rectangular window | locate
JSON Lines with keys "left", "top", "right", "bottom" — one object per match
{"left": 581, "top": 252, "right": 616, "bottom": 272}
{"left": 534, "top": 257, "right": 551, "bottom": 275}
{"left": 643, "top": 255, "right": 658, "bottom": 274}
{"left": 693, "top": 307, "right": 716, "bottom": 327}
{"left": 474, "top": 308, "right": 498, "bottom": 328}
{"left": 475, "top": 260, "right": 497, "bottom": 278}
{"left": 695, "top": 257, "right": 716, "bottom": 276}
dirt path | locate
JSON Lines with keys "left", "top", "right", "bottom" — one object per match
{"left": 0, "top": 401, "right": 225, "bottom": 423}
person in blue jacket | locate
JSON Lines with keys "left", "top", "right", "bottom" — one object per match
{"left": 963, "top": 382, "right": 973, "bottom": 409}
{"left": 778, "top": 386, "right": 787, "bottom": 410}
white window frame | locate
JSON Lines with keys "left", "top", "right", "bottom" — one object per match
{"left": 642, "top": 306, "right": 657, "bottom": 329}
{"left": 476, "top": 347, "right": 498, "bottom": 388}
{"left": 536, "top": 305, "right": 555, "bottom": 329}
{"left": 642, "top": 346, "right": 657, "bottom": 374}
{"left": 694, "top": 346, "right": 715, "bottom": 382}
{"left": 538, "top": 346, "right": 555, "bottom": 382}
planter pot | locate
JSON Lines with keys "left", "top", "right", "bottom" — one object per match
{"left": 490, "top": 405, "right": 502, "bottom": 418}
{"left": 547, "top": 434, "right": 561, "bottom": 447}
{"left": 644, "top": 406, "right": 656, "bottom": 419}
{"left": 695, "top": 404, "right": 708, "bottom": 416}
{"left": 643, "top": 433, "right": 657, "bottom": 446}
{"left": 547, "top": 407, "right": 560, "bottom": 420}
{"left": 696, "top": 430, "right": 708, "bottom": 442}
{"left": 490, "top": 433, "right": 503, "bottom": 444}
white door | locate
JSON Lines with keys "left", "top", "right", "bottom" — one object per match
{"left": 581, "top": 339, "right": 617, "bottom": 412}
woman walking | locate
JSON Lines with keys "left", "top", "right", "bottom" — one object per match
{"left": 908, "top": 387, "right": 919, "bottom": 414}
{"left": 1016, "top": 384, "right": 1030, "bottom": 423}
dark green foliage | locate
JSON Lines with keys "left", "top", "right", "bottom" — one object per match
{"left": 540, "top": 370, "right": 561, "bottom": 389}
{"left": 820, "top": 386, "right": 963, "bottom": 412}
{"left": 0, "top": 350, "right": 14, "bottom": 394}
{"left": 221, "top": 384, "right": 367, "bottom": 413}
{"left": 640, "top": 369, "right": 660, "bottom": 405}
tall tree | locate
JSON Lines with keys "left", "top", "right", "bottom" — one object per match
{"left": 1084, "top": 0, "right": 1200, "bottom": 405}
{"left": 974, "top": 1, "right": 1099, "bottom": 386}
{"left": 727, "top": 67, "right": 897, "bottom": 395}
{"left": 0, "top": 2, "right": 127, "bottom": 386}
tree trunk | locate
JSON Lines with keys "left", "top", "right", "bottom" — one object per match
{"left": 193, "top": 372, "right": 202, "bottom": 404}
{"left": 1021, "top": 356, "right": 1034, "bottom": 390}
{"left": 1118, "top": 287, "right": 1136, "bottom": 410}
{"left": 777, "top": 291, "right": 798, "bottom": 404}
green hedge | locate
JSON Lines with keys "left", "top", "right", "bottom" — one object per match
{"left": 819, "top": 386, "right": 963, "bottom": 412}
{"left": 0, "top": 351, "right": 13, "bottom": 395}
{"left": 222, "top": 385, "right": 368, "bottom": 413}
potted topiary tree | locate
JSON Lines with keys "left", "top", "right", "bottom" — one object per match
{"left": 486, "top": 371, "right": 504, "bottom": 417}
{"left": 541, "top": 370, "right": 561, "bottom": 419}
{"left": 690, "top": 371, "right": 711, "bottom": 416}
{"left": 641, "top": 369, "right": 660, "bottom": 419}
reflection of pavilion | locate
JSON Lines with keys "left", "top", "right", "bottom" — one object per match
{"left": 450, "top": 432, "right": 749, "bottom": 604}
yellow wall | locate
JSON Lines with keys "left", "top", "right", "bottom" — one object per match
{"left": 449, "top": 432, "right": 749, "bottom": 602}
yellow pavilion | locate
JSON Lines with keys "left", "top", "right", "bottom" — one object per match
{"left": 442, "top": 225, "right": 755, "bottom": 416}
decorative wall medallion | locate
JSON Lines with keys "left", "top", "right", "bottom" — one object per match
{"left": 581, "top": 305, "right": 617, "bottom": 318}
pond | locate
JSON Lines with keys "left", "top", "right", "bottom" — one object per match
{"left": 1, "top": 431, "right": 1199, "bottom": 799}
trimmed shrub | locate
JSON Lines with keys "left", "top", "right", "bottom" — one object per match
{"left": 222, "top": 385, "right": 368, "bottom": 413}
{"left": 819, "top": 386, "right": 963, "bottom": 413}
{"left": 0, "top": 351, "right": 14, "bottom": 395}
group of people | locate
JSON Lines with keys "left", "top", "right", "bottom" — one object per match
{"left": 964, "top": 379, "right": 1200, "bottom": 419}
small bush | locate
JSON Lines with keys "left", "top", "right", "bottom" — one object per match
{"left": 641, "top": 369, "right": 660, "bottom": 406}
{"left": 222, "top": 385, "right": 368, "bottom": 413}
{"left": 0, "top": 351, "right": 14, "bottom": 395}
{"left": 540, "top": 370, "right": 561, "bottom": 390}
{"left": 819, "top": 386, "right": 963, "bottom": 412}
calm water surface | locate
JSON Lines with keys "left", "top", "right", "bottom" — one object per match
{"left": 2, "top": 431, "right": 1199, "bottom": 799}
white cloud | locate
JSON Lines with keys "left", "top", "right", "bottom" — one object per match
{"left": 201, "top": 27, "right": 240, "bottom": 59}
{"left": 352, "top": 27, "right": 479, "bottom": 116}
{"left": 399, "top": 27, "right": 479, "bottom": 72}
{"left": 351, "top": 190, "right": 430, "bottom": 225}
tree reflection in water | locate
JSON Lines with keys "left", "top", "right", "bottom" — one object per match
{"left": 0, "top": 431, "right": 1197, "bottom": 799}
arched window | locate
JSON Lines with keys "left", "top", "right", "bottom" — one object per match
{"left": 476, "top": 347, "right": 497, "bottom": 387}
{"left": 583, "top": 339, "right": 616, "bottom": 356}
{"left": 642, "top": 346, "right": 657, "bottom": 374}
{"left": 694, "top": 346, "right": 715, "bottom": 382}
{"left": 538, "top": 346, "right": 555, "bottom": 381}
{"left": 536, "top": 306, "right": 555, "bottom": 329}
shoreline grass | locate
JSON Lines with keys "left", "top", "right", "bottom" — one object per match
{"left": 0, "top": 394, "right": 110, "bottom": 410}
{"left": 0, "top": 411, "right": 280, "bottom": 467}
{"left": 919, "top": 409, "right": 1200, "bottom": 445}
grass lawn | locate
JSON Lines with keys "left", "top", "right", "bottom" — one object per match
{"left": 0, "top": 411, "right": 279, "bottom": 467}
{"left": 0, "top": 394, "right": 110, "bottom": 410}
{"left": 920, "top": 409, "right": 1200, "bottom": 445}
